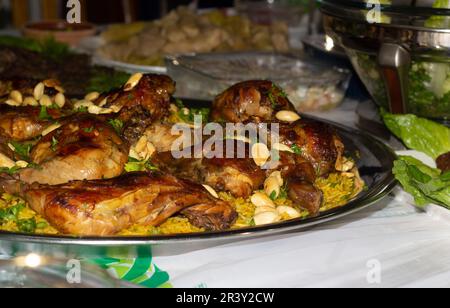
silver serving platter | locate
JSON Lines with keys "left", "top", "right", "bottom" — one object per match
{"left": 0, "top": 117, "right": 397, "bottom": 258}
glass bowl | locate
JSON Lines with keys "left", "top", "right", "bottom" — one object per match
{"left": 166, "top": 52, "right": 351, "bottom": 112}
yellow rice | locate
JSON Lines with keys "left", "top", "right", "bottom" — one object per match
{"left": 0, "top": 172, "right": 363, "bottom": 236}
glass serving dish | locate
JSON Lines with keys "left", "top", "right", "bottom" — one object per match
{"left": 236, "top": 0, "right": 306, "bottom": 27}
{"left": 166, "top": 52, "right": 351, "bottom": 112}
{"left": 0, "top": 258, "right": 138, "bottom": 288}
{"left": 319, "top": 0, "right": 450, "bottom": 122}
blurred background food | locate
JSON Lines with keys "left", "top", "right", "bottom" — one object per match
{"left": 0, "top": 0, "right": 354, "bottom": 113}
{"left": 0, "top": 36, "right": 129, "bottom": 97}
{"left": 98, "top": 6, "right": 291, "bottom": 67}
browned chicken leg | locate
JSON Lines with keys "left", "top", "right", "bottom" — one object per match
{"left": 0, "top": 105, "right": 65, "bottom": 142}
{"left": 18, "top": 115, "right": 129, "bottom": 185}
{"left": 209, "top": 81, "right": 346, "bottom": 215}
{"left": 93, "top": 74, "right": 175, "bottom": 144}
{"left": 0, "top": 172, "right": 237, "bottom": 236}
{"left": 154, "top": 140, "right": 266, "bottom": 198}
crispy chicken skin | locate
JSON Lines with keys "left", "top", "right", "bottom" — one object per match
{"left": 0, "top": 105, "right": 64, "bottom": 142}
{"left": 277, "top": 119, "right": 344, "bottom": 177}
{"left": 95, "top": 74, "right": 175, "bottom": 144}
{"left": 154, "top": 141, "right": 266, "bottom": 198}
{"left": 210, "top": 80, "right": 343, "bottom": 177}
{"left": 202, "top": 157, "right": 266, "bottom": 199}
{"left": 437, "top": 152, "right": 450, "bottom": 173}
{"left": 211, "top": 80, "right": 295, "bottom": 123}
{"left": 0, "top": 172, "right": 237, "bottom": 236}
{"left": 18, "top": 116, "right": 129, "bottom": 185}
{"left": 287, "top": 179, "right": 323, "bottom": 215}
{"left": 182, "top": 203, "right": 238, "bottom": 232}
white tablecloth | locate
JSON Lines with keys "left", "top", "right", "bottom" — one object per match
{"left": 150, "top": 100, "right": 450, "bottom": 288}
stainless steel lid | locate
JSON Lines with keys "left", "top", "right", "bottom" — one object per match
{"left": 319, "top": 0, "right": 450, "bottom": 30}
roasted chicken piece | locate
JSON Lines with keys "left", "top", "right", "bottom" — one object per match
{"left": 144, "top": 122, "right": 183, "bottom": 153}
{"left": 211, "top": 80, "right": 295, "bottom": 123}
{"left": 0, "top": 105, "right": 65, "bottom": 142}
{"left": 0, "top": 172, "right": 237, "bottom": 236}
{"left": 287, "top": 179, "right": 323, "bottom": 215}
{"left": 18, "top": 116, "right": 129, "bottom": 185}
{"left": 154, "top": 141, "right": 266, "bottom": 198}
{"left": 94, "top": 74, "right": 175, "bottom": 144}
{"left": 437, "top": 152, "right": 450, "bottom": 173}
{"left": 277, "top": 119, "right": 344, "bottom": 178}
{"left": 181, "top": 202, "right": 238, "bottom": 232}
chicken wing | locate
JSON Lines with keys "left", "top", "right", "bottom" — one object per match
{"left": 18, "top": 115, "right": 129, "bottom": 185}
{"left": 211, "top": 80, "right": 295, "bottom": 123}
{"left": 0, "top": 172, "right": 237, "bottom": 236}
{"left": 94, "top": 74, "right": 175, "bottom": 144}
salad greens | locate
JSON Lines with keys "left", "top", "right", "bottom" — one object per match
{"left": 393, "top": 156, "right": 450, "bottom": 208}
{"left": 382, "top": 112, "right": 450, "bottom": 160}
{"left": 383, "top": 112, "right": 450, "bottom": 208}
{"left": 409, "top": 62, "right": 450, "bottom": 118}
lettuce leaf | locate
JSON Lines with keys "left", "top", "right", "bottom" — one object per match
{"left": 393, "top": 156, "right": 450, "bottom": 208}
{"left": 425, "top": 0, "right": 450, "bottom": 28}
{"left": 382, "top": 112, "right": 450, "bottom": 160}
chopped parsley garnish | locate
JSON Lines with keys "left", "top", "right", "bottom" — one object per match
{"left": 279, "top": 184, "right": 288, "bottom": 200}
{"left": 83, "top": 126, "right": 95, "bottom": 133}
{"left": 125, "top": 157, "right": 159, "bottom": 173}
{"left": 269, "top": 191, "right": 278, "bottom": 201}
{"left": 75, "top": 106, "right": 88, "bottom": 113}
{"left": 268, "top": 92, "right": 277, "bottom": 109}
{"left": 36, "top": 221, "right": 49, "bottom": 229}
{"left": 178, "top": 107, "right": 210, "bottom": 124}
{"left": 28, "top": 163, "right": 43, "bottom": 170}
{"left": 51, "top": 136, "right": 59, "bottom": 151}
{"left": 0, "top": 166, "right": 21, "bottom": 175}
{"left": 108, "top": 119, "right": 124, "bottom": 134}
{"left": 38, "top": 105, "right": 53, "bottom": 121}
{"left": 291, "top": 144, "right": 303, "bottom": 155}
{"left": 175, "top": 98, "right": 185, "bottom": 109}
{"left": 17, "top": 218, "right": 37, "bottom": 233}
{"left": 9, "top": 141, "right": 32, "bottom": 160}
{"left": 268, "top": 83, "right": 288, "bottom": 109}
{"left": 0, "top": 204, "right": 25, "bottom": 224}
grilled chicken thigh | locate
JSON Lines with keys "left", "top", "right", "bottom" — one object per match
{"left": 94, "top": 74, "right": 175, "bottom": 144}
{"left": 154, "top": 141, "right": 266, "bottom": 198}
{"left": 277, "top": 119, "right": 344, "bottom": 177}
{"left": 18, "top": 116, "right": 129, "bottom": 185}
{"left": 0, "top": 105, "right": 64, "bottom": 142}
{"left": 211, "top": 80, "right": 295, "bottom": 123}
{"left": 0, "top": 172, "right": 237, "bottom": 236}
{"left": 210, "top": 81, "right": 345, "bottom": 215}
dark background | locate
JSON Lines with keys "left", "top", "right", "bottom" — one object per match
{"left": 85, "top": 0, "right": 235, "bottom": 24}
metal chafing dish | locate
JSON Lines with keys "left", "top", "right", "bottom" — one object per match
{"left": 319, "top": 0, "right": 450, "bottom": 122}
